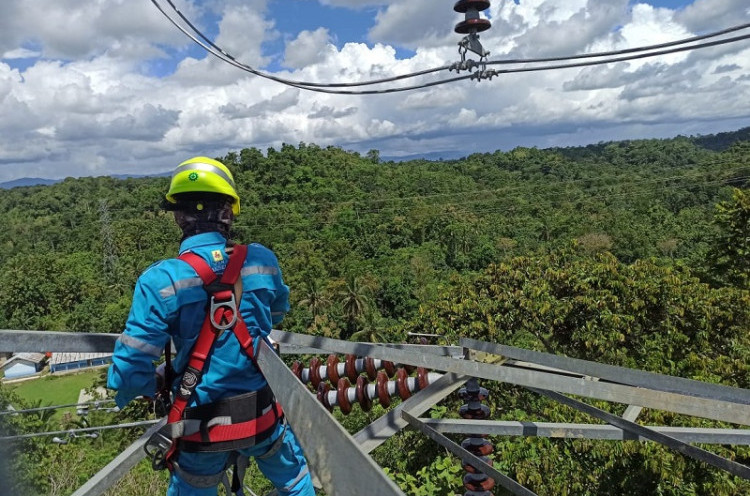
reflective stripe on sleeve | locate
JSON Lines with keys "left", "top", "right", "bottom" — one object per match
{"left": 118, "top": 334, "right": 163, "bottom": 357}
{"left": 159, "top": 277, "right": 203, "bottom": 298}
{"left": 241, "top": 266, "right": 278, "bottom": 276}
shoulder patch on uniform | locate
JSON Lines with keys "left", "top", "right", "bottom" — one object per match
{"left": 211, "top": 249, "right": 224, "bottom": 262}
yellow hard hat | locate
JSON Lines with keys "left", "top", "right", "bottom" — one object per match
{"left": 166, "top": 156, "right": 240, "bottom": 215}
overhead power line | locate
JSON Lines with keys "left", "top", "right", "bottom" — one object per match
{"left": 0, "top": 399, "right": 116, "bottom": 416}
{"left": 150, "top": 0, "right": 750, "bottom": 94}
{"left": 0, "top": 419, "right": 160, "bottom": 442}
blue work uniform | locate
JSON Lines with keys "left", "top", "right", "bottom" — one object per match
{"left": 107, "top": 231, "right": 314, "bottom": 496}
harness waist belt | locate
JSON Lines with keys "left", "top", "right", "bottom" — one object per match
{"left": 178, "top": 386, "right": 283, "bottom": 453}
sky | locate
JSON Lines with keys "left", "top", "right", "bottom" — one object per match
{"left": 0, "top": 0, "right": 749, "bottom": 182}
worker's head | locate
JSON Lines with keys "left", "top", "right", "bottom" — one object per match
{"left": 165, "top": 156, "right": 240, "bottom": 239}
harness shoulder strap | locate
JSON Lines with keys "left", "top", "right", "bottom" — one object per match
{"left": 160, "top": 244, "right": 249, "bottom": 469}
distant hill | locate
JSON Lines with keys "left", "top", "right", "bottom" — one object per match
{"left": 0, "top": 177, "right": 60, "bottom": 189}
{"left": 0, "top": 172, "right": 170, "bottom": 190}
{"left": 691, "top": 126, "right": 750, "bottom": 151}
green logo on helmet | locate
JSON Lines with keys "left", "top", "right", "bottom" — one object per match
{"left": 188, "top": 172, "right": 199, "bottom": 181}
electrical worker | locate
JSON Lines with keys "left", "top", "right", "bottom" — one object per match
{"left": 107, "top": 156, "right": 315, "bottom": 496}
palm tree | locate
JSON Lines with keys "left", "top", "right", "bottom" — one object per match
{"left": 338, "top": 275, "right": 372, "bottom": 339}
{"left": 298, "top": 277, "right": 330, "bottom": 318}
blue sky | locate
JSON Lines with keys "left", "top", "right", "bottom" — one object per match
{"left": 0, "top": 0, "right": 749, "bottom": 181}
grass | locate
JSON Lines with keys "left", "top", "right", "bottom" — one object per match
{"left": 9, "top": 369, "right": 106, "bottom": 419}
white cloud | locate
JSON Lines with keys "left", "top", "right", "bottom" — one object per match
{"left": 284, "top": 28, "right": 334, "bottom": 69}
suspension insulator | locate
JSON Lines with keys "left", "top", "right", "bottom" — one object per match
{"left": 326, "top": 354, "right": 340, "bottom": 384}
{"left": 345, "top": 354, "right": 358, "bottom": 381}
{"left": 364, "top": 357, "right": 378, "bottom": 380}
{"left": 356, "top": 375, "right": 373, "bottom": 412}
{"left": 309, "top": 357, "right": 323, "bottom": 388}
{"left": 291, "top": 361, "right": 304, "bottom": 381}
{"left": 463, "top": 473, "right": 496, "bottom": 491}
{"left": 454, "top": 0, "right": 491, "bottom": 34}
{"left": 396, "top": 368, "right": 412, "bottom": 400}
{"left": 383, "top": 360, "right": 397, "bottom": 378}
{"left": 459, "top": 403, "right": 491, "bottom": 420}
{"left": 455, "top": 18, "right": 491, "bottom": 34}
{"left": 463, "top": 455, "right": 493, "bottom": 474}
{"left": 337, "top": 377, "right": 353, "bottom": 415}
{"left": 461, "top": 437, "right": 494, "bottom": 456}
{"left": 417, "top": 367, "right": 431, "bottom": 391}
{"left": 454, "top": 0, "right": 490, "bottom": 13}
{"left": 377, "top": 371, "right": 392, "bottom": 408}
{"left": 458, "top": 386, "right": 489, "bottom": 401}
{"left": 317, "top": 382, "right": 333, "bottom": 412}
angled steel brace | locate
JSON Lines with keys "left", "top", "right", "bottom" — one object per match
{"left": 256, "top": 340, "right": 405, "bottom": 496}
{"left": 270, "top": 331, "right": 750, "bottom": 426}
{"left": 354, "top": 372, "right": 469, "bottom": 453}
{"left": 418, "top": 419, "right": 750, "bottom": 444}
{"left": 461, "top": 337, "right": 750, "bottom": 405}
{"left": 402, "top": 411, "right": 538, "bottom": 496}
{"left": 529, "top": 388, "right": 750, "bottom": 480}
{"left": 71, "top": 419, "right": 165, "bottom": 496}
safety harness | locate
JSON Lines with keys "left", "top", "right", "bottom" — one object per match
{"left": 145, "top": 244, "right": 284, "bottom": 493}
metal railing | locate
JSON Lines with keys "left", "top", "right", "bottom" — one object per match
{"left": 2, "top": 329, "right": 749, "bottom": 495}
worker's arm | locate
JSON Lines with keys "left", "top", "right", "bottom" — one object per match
{"left": 107, "top": 264, "right": 175, "bottom": 408}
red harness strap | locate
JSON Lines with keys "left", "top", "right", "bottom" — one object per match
{"left": 162, "top": 244, "right": 280, "bottom": 468}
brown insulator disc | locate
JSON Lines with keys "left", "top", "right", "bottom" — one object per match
{"left": 364, "top": 357, "right": 378, "bottom": 380}
{"left": 326, "top": 354, "right": 340, "bottom": 383}
{"left": 461, "top": 438, "right": 494, "bottom": 456}
{"left": 417, "top": 367, "right": 430, "bottom": 391}
{"left": 455, "top": 18, "right": 491, "bottom": 34}
{"left": 317, "top": 382, "right": 332, "bottom": 412}
{"left": 337, "top": 377, "right": 352, "bottom": 415}
{"left": 376, "top": 371, "right": 391, "bottom": 407}
{"left": 344, "top": 354, "right": 358, "bottom": 381}
{"left": 459, "top": 403, "right": 491, "bottom": 420}
{"left": 463, "top": 455, "right": 493, "bottom": 474}
{"left": 291, "top": 361, "right": 303, "bottom": 382}
{"left": 402, "top": 364, "right": 416, "bottom": 373}
{"left": 396, "top": 368, "right": 412, "bottom": 400}
{"left": 463, "top": 473, "right": 495, "bottom": 491}
{"left": 453, "top": 0, "right": 490, "bottom": 13}
{"left": 356, "top": 375, "right": 372, "bottom": 412}
{"left": 382, "top": 360, "right": 396, "bottom": 378}
{"left": 309, "top": 357, "right": 322, "bottom": 388}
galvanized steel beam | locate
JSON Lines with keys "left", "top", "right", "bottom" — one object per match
{"left": 270, "top": 331, "right": 750, "bottom": 426}
{"left": 461, "top": 337, "right": 750, "bottom": 405}
{"left": 530, "top": 388, "right": 750, "bottom": 480}
{"left": 71, "top": 419, "right": 165, "bottom": 496}
{"left": 256, "top": 340, "right": 405, "bottom": 496}
{"left": 0, "top": 330, "right": 119, "bottom": 353}
{"left": 402, "top": 411, "right": 538, "bottom": 496}
{"left": 354, "top": 372, "right": 469, "bottom": 453}
{"left": 418, "top": 419, "right": 750, "bottom": 444}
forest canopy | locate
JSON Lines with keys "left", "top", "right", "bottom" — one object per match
{"left": 0, "top": 128, "right": 748, "bottom": 495}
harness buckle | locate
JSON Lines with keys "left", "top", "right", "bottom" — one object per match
{"left": 144, "top": 431, "right": 173, "bottom": 471}
{"left": 210, "top": 294, "right": 238, "bottom": 331}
